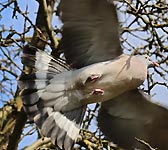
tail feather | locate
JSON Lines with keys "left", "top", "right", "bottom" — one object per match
{"left": 41, "top": 112, "right": 56, "bottom": 136}
{"left": 64, "top": 136, "right": 74, "bottom": 150}
{"left": 21, "top": 45, "right": 70, "bottom": 73}
{"left": 34, "top": 106, "right": 86, "bottom": 150}
{"left": 18, "top": 79, "right": 49, "bottom": 90}
{"left": 21, "top": 90, "right": 43, "bottom": 105}
{"left": 23, "top": 104, "right": 41, "bottom": 119}
{"left": 18, "top": 45, "right": 86, "bottom": 149}
{"left": 34, "top": 107, "right": 53, "bottom": 128}
{"left": 18, "top": 45, "right": 70, "bottom": 119}
{"left": 51, "top": 126, "right": 60, "bottom": 144}
{"left": 19, "top": 72, "right": 54, "bottom": 80}
{"left": 57, "top": 129, "right": 67, "bottom": 149}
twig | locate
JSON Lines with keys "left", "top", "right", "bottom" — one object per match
{"left": 24, "top": 137, "right": 51, "bottom": 150}
{"left": 41, "top": 0, "right": 58, "bottom": 50}
{"left": 135, "top": 137, "right": 157, "bottom": 150}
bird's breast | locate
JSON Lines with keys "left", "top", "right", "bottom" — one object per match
{"left": 68, "top": 55, "right": 148, "bottom": 104}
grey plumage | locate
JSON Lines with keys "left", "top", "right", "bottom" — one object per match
{"left": 34, "top": 107, "right": 85, "bottom": 150}
{"left": 19, "top": 0, "right": 122, "bottom": 129}
{"left": 18, "top": 45, "right": 86, "bottom": 149}
{"left": 57, "top": 0, "right": 168, "bottom": 149}
{"left": 98, "top": 89, "right": 168, "bottom": 150}
{"left": 19, "top": 45, "right": 154, "bottom": 149}
{"left": 18, "top": 0, "right": 167, "bottom": 150}
{"left": 58, "top": 0, "right": 122, "bottom": 68}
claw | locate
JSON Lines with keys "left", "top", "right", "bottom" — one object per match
{"left": 86, "top": 74, "right": 101, "bottom": 83}
{"left": 91, "top": 88, "right": 104, "bottom": 95}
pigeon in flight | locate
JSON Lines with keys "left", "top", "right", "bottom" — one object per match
{"left": 18, "top": 0, "right": 165, "bottom": 150}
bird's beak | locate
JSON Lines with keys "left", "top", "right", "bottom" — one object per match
{"left": 152, "top": 61, "right": 160, "bottom": 67}
{"left": 149, "top": 58, "right": 160, "bottom": 67}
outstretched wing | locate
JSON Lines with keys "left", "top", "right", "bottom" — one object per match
{"left": 97, "top": 89, "right": 168, "bottom": 150}
{"left": 58, "top": 0, "right": 122, "bottom": 68}
{"left": 18, "top": 45, "right": 86, "bottom": 149}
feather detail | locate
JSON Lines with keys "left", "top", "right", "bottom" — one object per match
{"left": 18, "top": 45, "right": 86, "bottom": 149}
{"left": 18, "top": 45, "right": 70, "bottom": 119}
{"left": 34, "top": 107, "right": 86, "bottom": 149}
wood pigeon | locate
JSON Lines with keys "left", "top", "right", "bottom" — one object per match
{"left": 18, "top": 0, "right": 166, "bottom": 150}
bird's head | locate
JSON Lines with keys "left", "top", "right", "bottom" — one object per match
{"left": 136, "top": 55, "right": 159, "bottom": 68}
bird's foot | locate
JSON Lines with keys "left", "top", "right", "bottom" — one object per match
{"left": 86, "top": 74, "right": 101, "bottom": 83}
{"left": 91, "top": 88, "right": 104, "bottom": 95}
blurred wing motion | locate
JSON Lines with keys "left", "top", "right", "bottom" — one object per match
{"left": 58, "top": 0, "right": 122, "bottom": 68}
{"left": 18, "top": 45, "right": 86, "bottom": 150}
{"left": 98, "top": 89, "right": 168, "bottom": 150}
{"left": 18, "top": 0, "right": 165, "bottom": 149}
{"left": 18, "top": 45, "right": 151, "bottom": 150}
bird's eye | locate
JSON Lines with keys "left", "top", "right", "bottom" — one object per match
{"left": 144, "top": 55, "right": 149, "bottom": 60}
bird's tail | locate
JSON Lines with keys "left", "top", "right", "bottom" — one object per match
{"left": 34, "top": 106, "right": 86, "bottom": 150}
{"left": 18, "top": 45, "right": 86, "bottom": 149}
{"left": 18, "top": 45, "right": 70, "bottom": 119}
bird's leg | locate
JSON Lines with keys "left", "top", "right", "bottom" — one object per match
{"left": 91, "top": 88, "right": 104, "bottom": 95}
{"left": 85, "top": 74, "right": 102, "bottom": 83}
{"left": 85, "top": 74, "right": 104, "bottom": 95}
